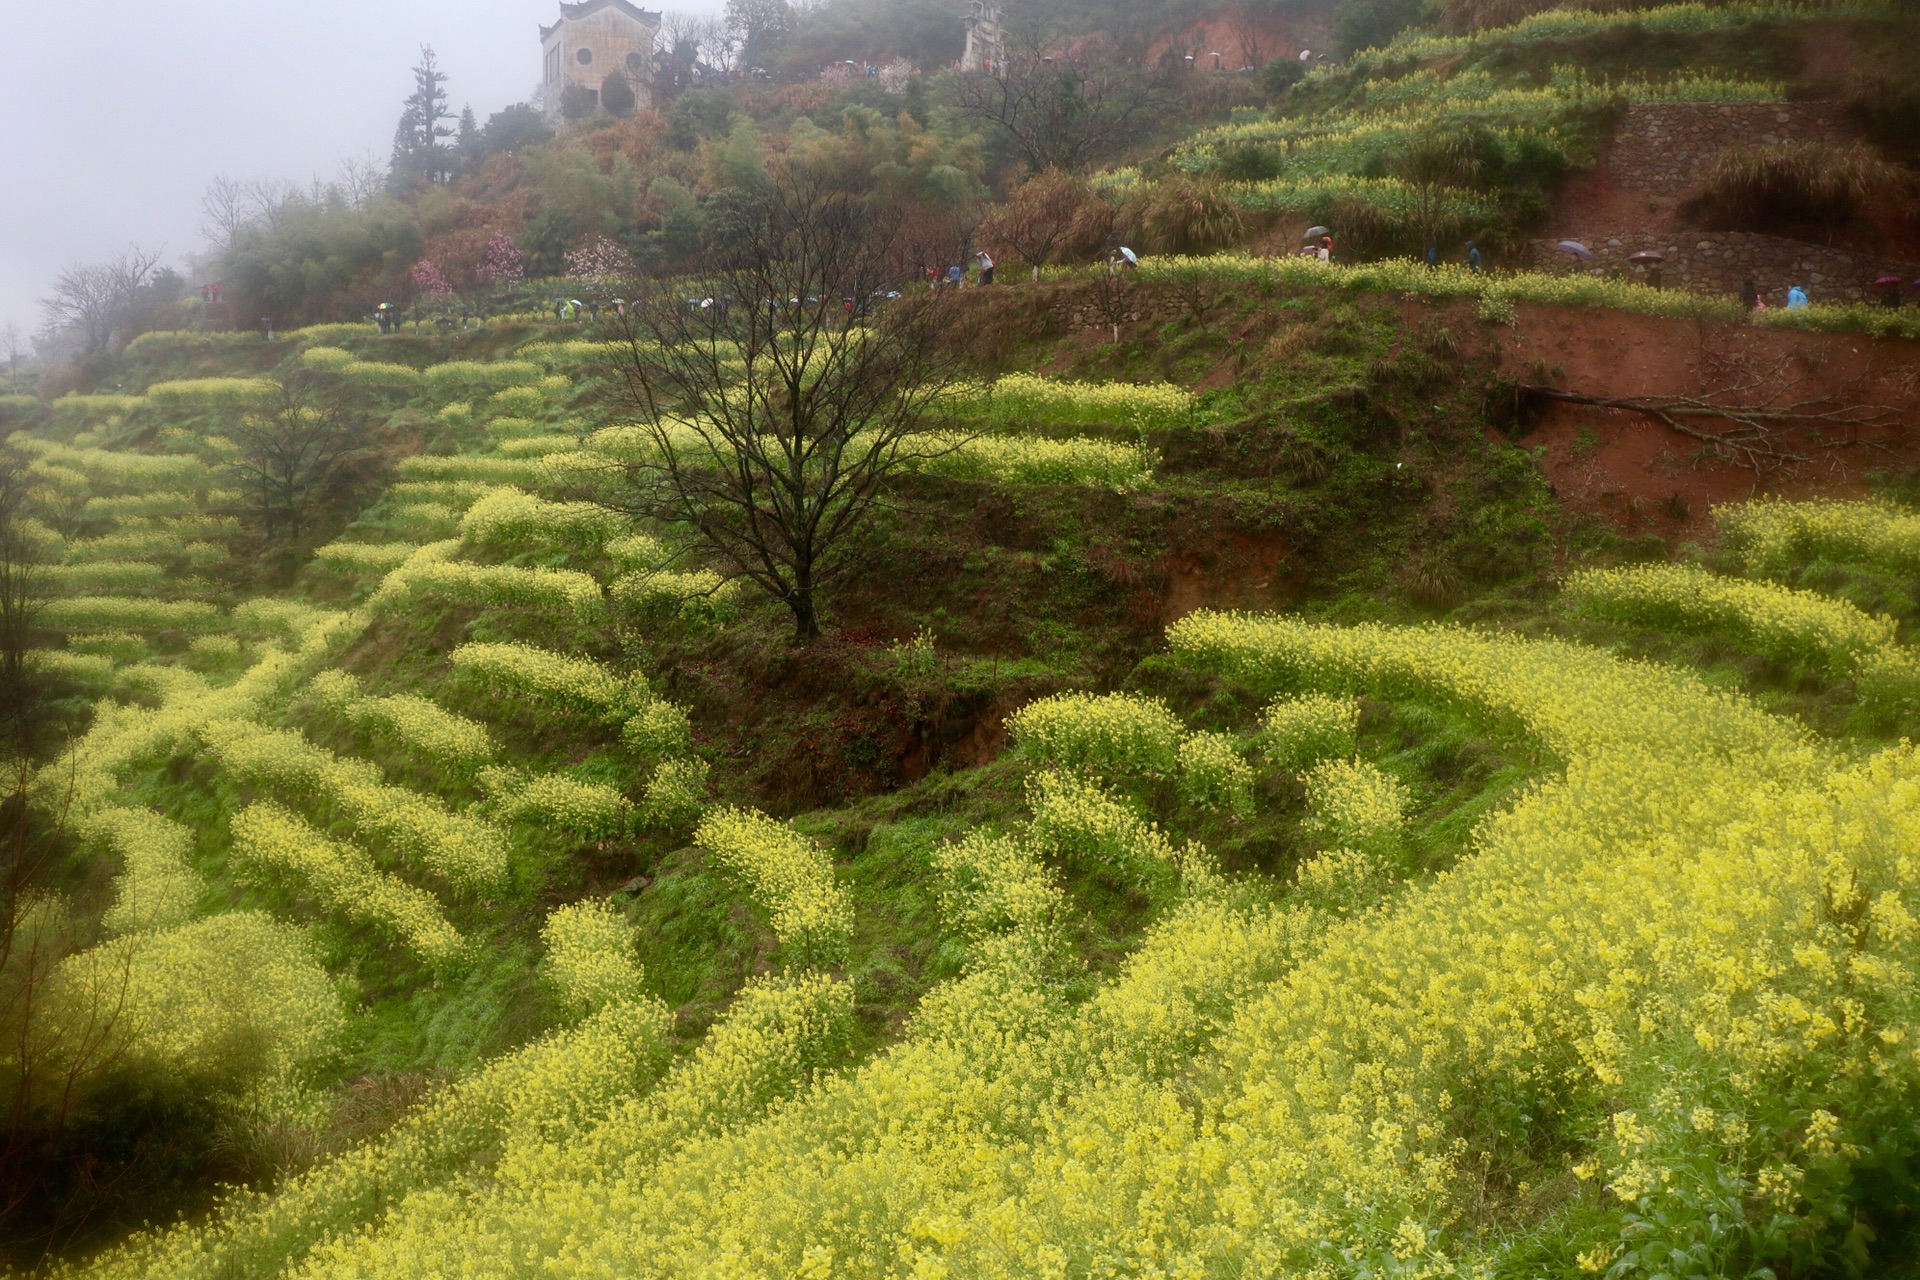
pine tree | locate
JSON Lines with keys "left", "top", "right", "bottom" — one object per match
{"left": 456, "top": 105, "right": 482, "bottom": 177}
{"left": 390, "top": 45, "right": 454, "bottom": 188}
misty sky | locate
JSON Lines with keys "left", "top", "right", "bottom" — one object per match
{"left": 0, "top": 0, "right": 713, "bottom": 338}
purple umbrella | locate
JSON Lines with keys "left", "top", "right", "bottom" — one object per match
{"left": 1556, "top": 240, "right": 1593, "bottom": 259}
{"left": 1876, "top": 275, "right": 1904, "bottom": 287}
{"left": 1627, "top": 250, "right": 1665, "bottom": 265}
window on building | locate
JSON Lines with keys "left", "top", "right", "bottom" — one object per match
{"left": 546, "top": 46, "right": 561, "bottom": 83}
{"left": 627, "top": 51, "right": 644, "bottom": 74}
{"left": 576, "top": 47, "right": 593, "bottom": 65}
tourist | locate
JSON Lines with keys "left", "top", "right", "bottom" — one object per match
{"left": 1465, "top": 241, "right": 1482, "bottom": 274}
{"left": 258, "top": 316, "right": 274, "bottom": 341}
{"left": 1787, "top": 284, "right": 1809, "bottom": 309}
{"left": 976, "top": 250, "right": 995, "bottom": 285}
{"left": 1740, "top": 279, "right": 1759, "bottom": 311}
{"left": 947, "top": 264, "right": 964, "bottom": 289}
{"left": 1425, "top": 241, "right": 1439, "bottom": 270}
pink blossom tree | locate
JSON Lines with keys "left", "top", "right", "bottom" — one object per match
{"left": 409, "top": 258, "right": 454, "bottom": 299}
{"left": 564, "top": 236, "right": 638, "bottom": 287}
{"left": 477, "top": 233, "right": 524, "bottom": 286}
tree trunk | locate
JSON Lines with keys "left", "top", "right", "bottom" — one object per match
{"left": 789, "top": 588, "right": 819, "bottom": 642}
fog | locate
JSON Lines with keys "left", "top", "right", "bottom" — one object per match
{"left": 0, "top": 0, "right": 708, "bottom": 339}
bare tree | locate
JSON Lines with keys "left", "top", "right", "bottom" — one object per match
{"left": 38, "top": 246, "right": 163, "bottom": 355}
{"left": 200, "top": 175, "right": 253, "bottom": 250}
{"left": 982, "top": 168, "right": 1114, "bottom": 280}
{"left": 598, "top": 178, "right": 972, "bottom": 640}
{"left": 223, "top": 373, "right": 379, "bottom": 569}
{"left": 954, "top": 36, "right": 1169, "bottom": 174}
{"left": 1226, "top": 3, "right": 1270, "bottom": 69}
{"left": 0, "top": 327, "right": 25, "bottom": 391}
{"left": 695, "top": 15, "right": 739, "bottom": 73}
{"left": 336, "top": 153, "right": 385, "bottom": 212}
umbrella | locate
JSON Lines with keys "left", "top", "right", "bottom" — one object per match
{"left": 1556, "top": 240, "right": 1593, "bottom": 259}
{"left": 1875, "top": 275, "right": 1903, "bottom": 286}
{"left": 1303, "top": 226, "right": 1331, "bottom": 241}
{"left": 1118, "top": 247, "right": 1139, "bottom": 266}
{"left": 1627, "top": 250, "right": 1665, "bottom": 265}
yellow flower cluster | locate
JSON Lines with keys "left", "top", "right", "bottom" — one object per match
{"left": 1717, "top": 495, "right": 1920, "bottom": 577}
{"left": 28, "top": 649, "right": 119, "bottom": 688}
{"left": 42, "top": 595, "right": 222, "bottom": 633}
{"left": 931, "top": 830, "right": 1065, "bottom": 969}
{"left": 41, "top": 561, "right": 170, "bottom": 594}
{"left": 979, "top": 373, "right": 1194, "bottom": 428}
{"left": 457, "top": 487, "right": 626, "bottom": 551}
{"left": 13, "top": 436, "right": 208, "bottom": 490}
{"left": 481, "top": 766, "right": 634, "bottom": 841}
{"left": 380, "top": 556, "right": 605, "bottom": 619}
{"left": 284, "top": 973, "right": 851, "bottom": 1280}
{"left": 1261, "top": 690, "right": 1361, "bottom": 770}
{"left": 1025, "top": 769, "right": 1183, "bottom": 884}
{"left": 311, "top": 540, "right": 418, "bottom": 574}
{"left": 389, "top": 479, "right": 497, "bottom": 509}
{"left": 694, "top": 807, "right": 853, "bottom": 964}
{"left": 143, "top": 376, "right": 279, "bottom": 407}
{"left": 609, "top": 568, "right": 741, "bottom": 619}
{"left": 1006, "top": 690, "right": 1184, "bottom": 776}
{"left": 1565, "top": 561, "right": 1901, "bottom": 673}
{"left": 542, "top": 900, "right": 649, "bottom": 1017}
{"left": 230, "top": 802, "right": 467, "bottom": 966}
{"left": 310, "top": 669, "right": 496, "bottom": 768}
{"left": 60, "top": 529, "right": 185, "bottom": 561}
{"left": 420, "top": 358, "right": 543, "bottom": 396}
{"left": 449, "top": 641, "right": 645, "bottom": 721}
{"left": 74, "top": 996, "right": 675, "bottom": 1280}
{"left": 396, "top": 453, "right": 548, "bottom": 486}
{"left": 52, "top": 911, "right": 342, "bottom": 1095}
{"left": 930, "top": 432, "right": 1161, "bottom": 492}
{"left": 79, "top": 806, "right": 205, "bottom": 935}
{"left": 639, "top": 756, "right": 709, "bottom": 829}
{"left": 1292, "top": 845, "right": 1396, "bottom": 916}
{"left": 196, "top": 718, "right": 509, "bottom": 894}
{"left": 489, "top": 384, "right": 547, "bottom": 416}
{"left": 1177, "top": 730, "right": 1255, "bottom": 815}
{"left": 1301, "top": 757, "right": 1410, "bottom": 853}
{"left": 619, "top": 697, "right": 693, "bottom": 757}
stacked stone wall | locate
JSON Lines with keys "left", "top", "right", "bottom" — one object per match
{"left": 1529, "top": 232, "right": 1919, "bottom": 307}
{"left": 1606, "top": 102, "right": 1853, "bottom": 195}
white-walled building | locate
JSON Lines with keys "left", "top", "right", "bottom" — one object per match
{"left": 541, "top": 0, "right": 661, "bottom": 120}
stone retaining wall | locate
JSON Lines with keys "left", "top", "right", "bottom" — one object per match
{"left": 1528, "top": 231, "right": 1919, "bottom": 307}
{"left": 1606, "top": 102, "right": 1853, "bottom": 195}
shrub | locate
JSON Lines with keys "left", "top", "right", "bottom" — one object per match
{"left": 489, "top": 385, "right": 546, "bottom": 417}
{"left": 694, "top": 807, "right": 852, "bottom": 964}
{"left": 231, "top": 598, "right": 338, "bottom": 644}
{"left": 230, "top": 802, "right": 467, "bottom": 967}
{"left": 1694, "top": 141, "right": 1911, "bottom": 235}
{"left": 541, "top": 900, "right": 648, "bottom": 1017}
{"left": 298, "top": 346, "right": 356, "bottom": 371}
{"left": 338, "top": 361, "right": 422, "bottom": 391}
{"left": 1261, "top": 692, "right": 1362, "bottom": 770}
{"left": 1119, "top": 175, "right": 1245, "bottom": 255}
{"left": 1006, "top": 692, "right": 1185, "bottom": 777}
{"left": 978, "top": 374, "right": 1193, "bottom": 428}
{"left": 396, "top": 455, "right": 546, "bottom": 486}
